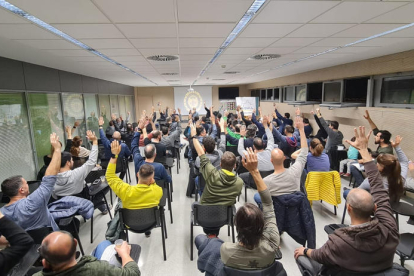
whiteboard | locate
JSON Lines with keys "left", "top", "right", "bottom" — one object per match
{"left": 236, "top": 97, "right": 258, "bottom": 115}
{"left": 174, "top": 86, "right": 212, "bottom": 115}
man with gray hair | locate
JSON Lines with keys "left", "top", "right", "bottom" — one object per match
{"left": 294, "top": 126, "right": 399, "bottom": 274}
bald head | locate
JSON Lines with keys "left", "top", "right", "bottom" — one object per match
{"left": 347, "top": 188, "right": 375, "bottom": 221}
{"left": 40, "top": 231, "right": 77, "bottom": 268}
{"left": 113, "top": 131, "right": 121, "bottom": 140}
{"left": 271, "top": 148, "right": 285, "bottom": 166}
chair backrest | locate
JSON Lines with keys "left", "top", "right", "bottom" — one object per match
{"left": 115, "top": 157, "right": 127, "bottom": 173}
{"left": 27, "top": 227, "right": 53, "bottom": 244}
{"left": 193, "top": 205, "right": 232, "bottom": 228}
{"left": 305, "top": 171, "right": 341, "bottom": 203}
{"left": 320, "top": 263, "right": 409, "bottom": 276}
{"left": 226, "top": 146, "right": 240, "bottom": 157}
{"left": 166, "top": 146, "right": 177, "bottom": 158}
{"left": 27, "top": 180, "right": 41, "bottom": 194}
{"left": 119, "top": 208, "right": 160, "bottom": 233}
{"left": 222, "top": 261, "right": 287, "bottom": 276}
{"left": 85, "top": 169, "right": 106, "bottom": 184}
{"left": 260, "top": 170, "right": 274, "bottom": 178}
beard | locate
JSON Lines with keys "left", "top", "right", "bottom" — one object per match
{"left": 374, "top": 140, "right": 380, "bottom": 145}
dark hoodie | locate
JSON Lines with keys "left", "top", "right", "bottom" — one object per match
{"left": 311, "top": 161, "right": 399, "bottom": 273}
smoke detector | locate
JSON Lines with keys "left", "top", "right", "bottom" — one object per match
{"left": 250, "top": 54, "right": 281, "bottom": 60}
{"left": 147, "top": 55, "right": 179, "bottom": 62}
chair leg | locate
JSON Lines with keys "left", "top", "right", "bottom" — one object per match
{"left": 168, "top": 196, "right": 173, "bottom": 224}
{"left": 162, "top": 209, "right": 168, "bottom": 239}
{"left": 231, "top": 224, "right": 235, "bottom": 243}
{"left": 161, "top": 218, "right": 167, "bottom": 261}
{"left": 110, "top": 190, "right": 113, "bottom": 206}
{"left": 72, "top": 219, "right": 85, "bottom": 256}
{"left": 245, "top": 185, "right": 247, "bottom": 202}
{"left": 341, "top": 202, "right": 347, "bottom": 224}
{"left": 103, "top": 194, "right": 113, "bottom": 220}
{"left": 334, "top": 205, "right": 337, "bottom": 216}
{"left": 126, "top": 230, "right": 129, "bottom": 242}
{"left": 90, "top": 215, "right": 93, "bottom": 243}
{"left": 228, "top": 225, "right": 230, "bottom": 236}
{"left": 396, "top": 213, "right": 399, "bottom": 231}
{"left": 190, "top": 222, "right": 194, "bottom": 261}
{"left": 401, "top": 256, "right": 405, "bottom": 267}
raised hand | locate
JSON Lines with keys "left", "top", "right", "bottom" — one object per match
{"left": 345, "top": 126, "right": 372, "bottom": 151}
{"left": 178, "top": 108, "right": 181, "bottom": 114}
{"left": 273, "top": 102, "right": 276, "bottom": 107}
{"left": 127, "top": 111, "right": 130, "bottom": 116}
{"left": 310, "top": 110, "right": 315, "bottom": 115}
{"left": 391, "top": 135, "right": 403, "bottom": 148}
{"left": 86, "top": 130, "right": 97, "bottom": 142}
{"left": 240, "top": 125, "right": 246, "bottom": 136}
{"left": 224, "top": 110, "right": 229, "bottom": 117}
{"left": 268, "top": 114, "right": 273, "bottom": 130}
{"left": 242, "top": 148, "right": 258, "bottom": 172}
{"left": 262, "top": 115, "right": 269, "bottom": 127}
{"left": 65, "top": 126, "right": 71, "bottom": 134}
{"left": 316, "top": 108, "right": 321, "bottom": 116}
{"left": 219, "top": 118, "right": 225, "bottom": 129}
{"left": 363, "top": 110, "right": 370, "bottom": 120}
{"left": 99, "top": 117, "right": 104, "bottom": 126}
{"left": 295, "top": 107, "right": 301, "bottom": 116}
{"left": 272, "top": 112, "right": 276, "bottom": 119}
{"left": 110, "top": 140, "right": 121, "bottom": 155}
{"left": 50, "top": 133, "right": 61, "bottom": 150}
{"left": 138, "top": 118, "right": 145, "bottom": 130}
{"left": 190, "top": 123, "right": 197, "bottom": 137}
{"left": 295, "top": 116, "right": 304, "bottom": 130}
{"left": 73, "top": 121, "right": 80, "bottom": 128}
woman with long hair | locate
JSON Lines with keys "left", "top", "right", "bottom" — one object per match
{"left": 70, "top": 136, "right": 90, "bottom": 157}
{"left": 349, "top": 135, "right": 407, "bottom": 203}
{"left": 292, "top": 138, "right": 330, "bottom": 172}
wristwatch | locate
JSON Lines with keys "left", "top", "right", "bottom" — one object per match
{"left": 304, "top": 248, "right": 309, "bottom": 258}
{"left": 111, "top": 154, "right": 118, "bottom": 159}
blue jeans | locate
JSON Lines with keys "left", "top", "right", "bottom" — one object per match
{"left": 254, "top": 193, "right": 263, "bottom": 210}
{"left": 343, "top": 189, "right": 350, "bottom": 200}
{"left": 350, "top": 166, "right": 364, "bottom": 187}
{"left": 92, "top": 240, "right": 112, "bottom": 259}
{"left": 195, "top": 176, "right": 203, "bottom": 196}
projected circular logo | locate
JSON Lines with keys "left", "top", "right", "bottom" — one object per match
{"left": 184, "top": 90, "right": 203, "bottom": 112}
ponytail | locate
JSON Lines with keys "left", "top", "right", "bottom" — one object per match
{"left": 70, "top": 136, "right": 82, "bottom": 157}
{"left": 377, "top": 153, "right": 404, "bottom": 203}
{"left": 310, "top": 138, "right": 324, "bottom": 157}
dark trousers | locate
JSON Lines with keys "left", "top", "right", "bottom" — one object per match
{"left": 350, "top": 166, "right": 365, "bottom": 187}
{"left": 186, "top": 161, "right": 196, "bottom": 197}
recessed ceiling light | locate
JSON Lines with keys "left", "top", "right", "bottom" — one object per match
{"left": 212, "top": 78, "right": 226, "bottom": 81}
{"left": 161, "top": 72, "right": 179, "bottom": 76}
{"left": 167, "top": 80, "right": 180, "bottom": 82}
{"left": 0, "top": 0, "right": 157, "bottom": 85}
{"left": 223, "top": 71, "right": 240, "bottom": 74}
{"left": 147, "top": 55, "right": 179, "bottom": 62}
{"left": 250, "top": 54, "right": 281, "bottom": 60}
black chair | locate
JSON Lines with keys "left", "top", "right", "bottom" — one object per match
{"left": 190, "top": 205, "right": 235, "bottom": 261}
{"left": 243, "top": 170, "right": 273, "bottom": 202}
{"left": 167, "top": 146, "right": 180, "bottom": 174}
{"left": 226, "top": 146, "right": 240, "bottom": 157}
{"left": 156, "top": 179, "right": 173, "bottom": 224}
{"left": 88, "top": 182, "right": 113, "bottom": 243}
{"left": 221, "top": 260, "right": 287, "bottom": 276}
{"left": 392, "top": 201, "right": 414, "bottom": 231}
{"left": 27, "top": 227, "right": 53, "bottom": 244}
{"left": 396, "top": 233, "right": 414, "bottom": 267}
{"left": 58, "top": 216, "right": 85, "bottom": 256}
{"left": 7, "top": 244, "right": 40, "bottom": 276}
{"left": 119, "top": 207, "right": 167, "bottom": 260}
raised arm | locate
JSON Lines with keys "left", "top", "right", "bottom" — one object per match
{"left": 131, "top": 119, "right": 145, "bottom": 158}
{"left": 290, "top": 111, "right": 309, "bottom": 176}
{"left": 263, "top": 116, "right": 274, "bottom": 151}
{"left": 72, "top": 131, "right": 98, "bottom": 181}
{"left": 99, "top": 117, "right": 111, "bottom": 149}
{"left": 106, "top": 141, "right": 131, "bottom": 200}
{"left": 217, "top": 118, "right": 226, "bottom": 153}
{"left": 238, "top": 126, "right": 246, "bottom": 157}
{"left": 317, "top": 109, "right": 334, "bottom": 137}
{"left": 190, "top": 123, "right": 204, "bottom": 157}
{"left": 252, "top": 110, "right": 265, "bottom": 137}
{"left": 363, "top": 110, "right": 379, "bottom": 132}
{"left": 45, "top": 133, "right": 61, "bottom": 176}
{"left": 391, "top": 136, "right": 409, "bottom": 180}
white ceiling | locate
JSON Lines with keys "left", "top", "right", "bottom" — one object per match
{"left": 0, "top": 0, "right": 413, "bottom": 87}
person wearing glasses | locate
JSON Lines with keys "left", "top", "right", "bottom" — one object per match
{"left": 34, "top": 231, "right": 140, "bottom": 276}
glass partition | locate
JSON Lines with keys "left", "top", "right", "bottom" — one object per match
{"left": 125, "top": 96, "right": 135, "bottom": 123}
{"left": 110, "top": 95, "right": 119, "bottom": 118}
{"left": 28, "top": 93, "right": 65, "bottom": 168}
{"left": 84, "top": 94, "right": 100, "bottom": 138}
{"left": 0, "top": 93, "right": 36, "bottom": 180}
{"left": 62, "top": 93, "right": 87, "bottom": 148}
{"left": 118, "top": 95, "right": 127, "bottom": 120}
{"left": 98, "top": 95, "right": 111, "bottom": 127}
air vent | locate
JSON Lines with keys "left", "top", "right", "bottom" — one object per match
{"left": 147, "top": 55, "right": 179, "bottom": 62}
{"left": 250, "top": 54, "right": 281, "bottom": 60}
{"left": 161, "top": 72, "right": 179, "bottom": 76}
{"left": 223, "top": 71, "right": 240, "bottom": 74}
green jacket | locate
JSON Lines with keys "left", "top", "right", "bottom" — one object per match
{"left": 34, "top": 256, "right": 140, "bottom": 276}
{"left": 199, "top": 154, "right": 243, "bottom": 206}
{"left": 226, "top": 127, "right": 241, "bottom": 146}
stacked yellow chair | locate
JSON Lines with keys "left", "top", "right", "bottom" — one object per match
{"left": 305, "top": 171, "right": 341, "bottom": 215}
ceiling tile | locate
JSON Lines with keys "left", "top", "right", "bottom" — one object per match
{"left": 130, "top": 38, "right": 177, "bottom": 48}
{"left": 0, "top": 8, "right": 28, "bottom": 23}
{"left": 293, "top": 46, "right": 333, "bottom": 54}
{"left": 100, "top": 49, "right": 141, "bottom": 56}
{"left": 80, "top": 39, "right": 134, "bottom": 49}
{"left": 9, "top": 0, "right": 110, "bottom": 23}
{"left": 240, "top": 24, "right": 302, "bottom": 38}
{"left": 111, "top": 56, "right": 148, "bottom": 62}
{"left": 312, "top": 2, "right": 405, "bottom": 23}
{"left": 368, "top": 2, "right": 414, "bottom": 23}
{"left": 138, "top": 48, "right": 179, "bottom": 56}
{"left": 310, "top": 37, "right": 359, "bottom": 47}
{"left": 13, "top": 39, "right": 80, "bottom": 50}
{"left": 65, "top": 56, "right": 104, "bottom": 62}
{"left": 258, "top": 47, "right": 300, "bottom": 55}
{"left": 117, "top": 24, "right": 176, "bottom": 38}
{"left": 385, "top": 26, "right": 414, "bottom": 37}
{"left": 45, "top": 49, "right": 94, "bottom": 57}
{"left": 224, "top": 47, "right": 263, "bottom": 55}
{"left": 0, "top": 24, "right": 59, "bottom": 39}
{"left": 180, "top": 47, "right": 217, "bottom": 55}
{"left": 333, "top": 46, "right": 381, "bottom": 54}
{"left": 179, "top": 38, "right": 224, "bottom": 48}
{"left": 287, "top": 24, "right": 355, "bottom": 37}
{"left": 253, "top": 1, "right": 339, "bottom": 24}
{"left": 177, "top": 0, "right": 253, "bottom": 22}
{"left": 230, "top": 38, "right": 277, "bottom": 48}
{"left": 94, "top": 0, "right": 175, "bottom": 23}
{"left": 269, "top": 38, "right": 322, "bottom": 47}
{"left": 180, "top": 55, "right": 213, "bottom": 61}
{"left": 333, "top": 24, "right": 405, "bottom": 37}
{"left": 52, "top": 24, "right": 124, "bottom": 39}
{"left": 355, "top": 37, "right": 414, "bottom": 47}
{"left": 179, "top": 23, "right": 235, "bottom": 37}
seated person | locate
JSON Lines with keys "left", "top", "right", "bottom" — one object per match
{"left": 196, "top": 148, "right": 280, "bottom": 274}
{"left": 303, "top": 118, "right": 313, "bottom": 138}
{"left": 65, "top": 126, "right": 90, "bottom": 158}
{"left": 363, "top": 110, "right": 393, "bottom": 155}
{"left": 131, "top": 120, "right": 172, "bottom": 184}
{"left": 143, "top": 129, "right": 167, "bottom": 164}
{"left": 237, "top": 116, "right": 275, "bottom": 189}
{"left": 34, "top": 231, "right": 140, "bottom": 276}
{"left": 314, "top": 108, "right": 343, "bottom": 153}
{"left": 1, "top": 133, "right": 61, "bottom": 231}
{"left": 292, "top": 138, "right": 330, "bottom": 172}
{"left": 294, "top": 126, "right": 399, "bottom": 274}
{"left": 254, "top": 114, "right": 308, "bottom": 206}
{"left": 345, "top": 135, "right": 407, "bottom": 204}
{"left": 191, "top": 121, "right": 243, "bottom": 208}
{"left": 0, "top": 210, "right": 34, "bottom": 274}
{"left": 53, "top": 131, "right": 108, "bottom": 214}
{"left": 349, "top": 148, "right": 374, "bottom": 187}
{"left": 160, "top": 119, "right": 182, "bottom": 150}
{"left": 339, "top": 137, "right": 358, "bottom": 176}
{"left": 106, "top": 140, "right": 163, "bottom": 210}
{"left": 406, "top": 161, "right": 414, "bottom": 190}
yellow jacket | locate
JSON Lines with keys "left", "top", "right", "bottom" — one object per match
{"left": 305, "top": 171, "right": 341, "bottom": 206}
{"left": 106, "top": 162, "right": 163, "bottom": 209}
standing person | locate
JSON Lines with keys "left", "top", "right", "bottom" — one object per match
{"left": 294, "top": 126, "right": 399, "bottom": 275}
{"left": 314, "top": 108, "right": 343, "bottom": 153}
{"left": 363, "top": 110, "right": 393, "bottom": 155}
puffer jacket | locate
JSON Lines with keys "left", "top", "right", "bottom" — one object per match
{"left": 272, "top": 192, "right": 316, "bottom": 248}
{"left": 48, "top": 196, "right": 94, "bottom": 221}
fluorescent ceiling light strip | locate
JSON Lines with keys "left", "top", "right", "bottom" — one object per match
{"left": 242, "top": 22, "right": 414, "bottom": 80}
{"left": 192, "top": 0, "right": 267, "bottom": 85}
{"left": 0, "top": 0, "right": 157, "bottom": 85}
